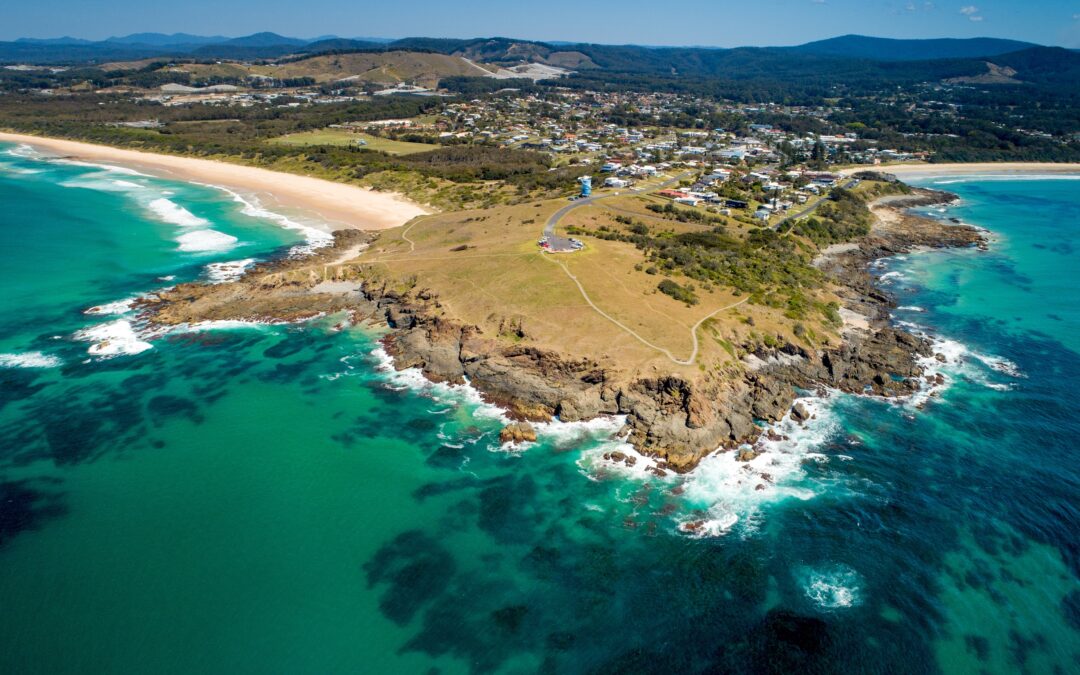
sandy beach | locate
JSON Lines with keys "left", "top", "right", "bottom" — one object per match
{"left": 842, "top": 162, "right": 1080, "bottom": 177}
{"left": 0, "top": 132, "right": 429, "bottom": 232}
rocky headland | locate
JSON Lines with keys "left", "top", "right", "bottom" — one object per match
{"left": 138, "top": 183, "right": 984, "bottom": 473}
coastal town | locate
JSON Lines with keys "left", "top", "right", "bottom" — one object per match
{"left": 1, "top": 18, "right": 1079, "bottom": 675}
{"left": 68, "top": 76, "right": 919, "bottom": 224}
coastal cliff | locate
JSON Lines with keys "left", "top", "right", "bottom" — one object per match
{"left": 139, "top": 186, "right": 983, "bottom": 473}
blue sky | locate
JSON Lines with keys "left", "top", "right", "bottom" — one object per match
{"left": 6, "top": 0, "right": 1080, "bottom": 47}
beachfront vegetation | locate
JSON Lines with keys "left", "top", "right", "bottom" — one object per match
{"left": 789, "top": 181, "right": 908, "bottom": 246}
{"left": 0, "top": 94, "right": 593, "bottom": 209}
{"left": 572, "top": 218, "right": 832, "bottom": 320}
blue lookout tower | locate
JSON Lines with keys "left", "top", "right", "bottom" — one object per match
{"left": 579, "top": 175, "right": 592, "bottom": 198}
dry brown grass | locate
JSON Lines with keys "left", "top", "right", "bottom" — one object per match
{"left": 341, "top": 195, "right": 823, "bottom": 374}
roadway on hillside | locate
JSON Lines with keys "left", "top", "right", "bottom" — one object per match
{"left": 776, "top": 178, "right": 857, "bottom": 229}
{"left": 539, "top": 171, "right": 749, "bottom": 365}
{"left": 542, "top": 172, "right": 691, "bottom": 251}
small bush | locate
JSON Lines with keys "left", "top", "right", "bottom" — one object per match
{"left": 658, "top": 279, "right": 699, "bottom": 306}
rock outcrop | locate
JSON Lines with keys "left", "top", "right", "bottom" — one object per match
{"left": 356, "top": 186, "right": 981, "bottom": 472}
{"left": 138, "top": 186, "right": 983, "bottom": 474}
{"left": 499, "top": 422, "right": 538, "bottom": 445}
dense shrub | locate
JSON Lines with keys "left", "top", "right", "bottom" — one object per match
{"left": 658, "top": 279, "right": 699, "bottom": 306}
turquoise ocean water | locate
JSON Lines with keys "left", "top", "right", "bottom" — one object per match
{"left": 0, "top": 143, "right": 1077, "bottom": 674}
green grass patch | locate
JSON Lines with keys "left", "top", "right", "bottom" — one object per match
{"left": 269, "top": 129, "right": 437, "bottom": 155}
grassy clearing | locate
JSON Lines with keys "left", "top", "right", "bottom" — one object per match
{"left": 346, "top": 198, "right": 789, "bottom": 372}
{"left": 247, "top": 51, "right": 485, "bottom": 86}
{"left": 163, "top": 63, "right": 252, "bottom": 79}
{"left": 331, "top": 177, "right": 860, "bottom": 372}
{"left": 268, "top": 129, "right": 437, "bottom": 155}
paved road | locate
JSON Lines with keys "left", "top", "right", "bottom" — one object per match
{"left": 542, "top": 172, "right": 691, "bottom": 252}
{"left": 776, "top": 179, "right": 858, "bottom": 229}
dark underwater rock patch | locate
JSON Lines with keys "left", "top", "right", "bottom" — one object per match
{"left": 425, "top": 444, "right": 465, "bottom": 469}
{"left": 147, "top": 395, "right": 203, "bottom": 426}
{"left": 363, "top": 530, "right": 456, "bottom": 626}
{"left": 262, "top": 338, "right": 307, "bottom": 359}
{"left": 0, "top": 477, "right": 67, "bottom": 549}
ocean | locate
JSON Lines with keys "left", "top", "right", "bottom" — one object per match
{"left": 0, "top": 143, "right": 1077, "bottom": 674}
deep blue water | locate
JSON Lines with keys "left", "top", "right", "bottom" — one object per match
{"left": 0, "top": 143, "right": 1077, "bottom": 674}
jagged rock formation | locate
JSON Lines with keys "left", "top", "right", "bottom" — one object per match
{"left": 139, "top": 188, "right": 984, "bottom": 473}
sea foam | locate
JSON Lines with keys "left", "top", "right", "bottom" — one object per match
{"left": 930, "top": 174, "right": 1080, "bottom": 185}
{"left": 369, "top": 346, "right": 507, "bottom": 421}
{"left": 677, "top": 396, "right": 839, "bottom": 538}
{"left": 55, "top": 158, "right": 150, "bottom": 177}
{"left": 800, "top": 564, "right": 862, "bottom": 609}
{"left": 893, "top": 319, "right": 1025, "bottom": 406}
{"left": 175, "top": 319, "right": 272, "bottom": 332}
{"left": 0, "top": 351, "right": 62, "bottom": 368}
{"left": 0, "top": 160, "right": 42, "bottom": 175}
{"left": 74, "top": 320, "right": 153, "bottom": 357}
{"left": 176, "top": 229, "right": 238, "bottom": 253}
{"left": 60, "top": 174, "right": 144, "bottom": 192}
{"left": 204, "top": 258, "right": 256, "bottom": 283}
{"left": 148, "top": 197, "right": 209, "bottom": 227}
{"left": 213, "top": 185, "right": 333, "bottom": 255}
{"left": 368, "top": 346, "right": 635, "bottom": 458}
{"left": 5, "top": 143, "right": 43, "bottom": 159}
{"left": 84, "top": 297, "right": 138, "bottom": 316}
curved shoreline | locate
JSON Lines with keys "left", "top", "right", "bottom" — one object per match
{"left": 59, "top": 155, "right": 997, "bottom": 473}
{"left": 0, "top": 131, "right": 429, "bottom": 233}
{"left": 841, "top": 162, "right": 1080, "bottom": 178}
{"left": 133, "top": 179, "right": 983, "bottom": 473}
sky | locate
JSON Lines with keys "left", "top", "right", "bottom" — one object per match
{"left": 4, "top": 0, "right": 1080, "bottom": 48}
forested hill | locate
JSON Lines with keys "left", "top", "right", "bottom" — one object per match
{"left": 785, "top": 35, "right": 1039, "bottom": 61}
{"left": 2, "top": 31, "right": 1078, "bottom": 100}
{"left": 0, "top": 32, "right": 1052, "bottom": 66}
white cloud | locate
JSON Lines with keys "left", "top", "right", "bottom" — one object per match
{"left": 959, "top": 5, "right": 984, "bottom": 21}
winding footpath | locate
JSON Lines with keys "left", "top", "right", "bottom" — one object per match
{"left": 388, "top": 173, "right": 746, "bottom": 365}
{"left": 399, "top": 213, "right": 434, "bottom": 253}
{"left": 541, "top": 254, "right": 748, "bottom": 366}
{"left": 538, "top": 171, "right": 747, "bottom": 364}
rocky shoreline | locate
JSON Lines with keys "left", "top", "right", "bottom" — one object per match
{"left": 138, "top": 184, "right": 984, "bottom": 473}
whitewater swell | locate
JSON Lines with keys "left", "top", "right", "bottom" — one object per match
{"left": 211, "top": 185, "right": 334, "bottom": 255}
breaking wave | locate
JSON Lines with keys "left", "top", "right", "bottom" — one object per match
{"left": 676, "top": 396, "right": 840, "bottom": 538}
{"left": 204, "top": 258, "right": 256, "bottom": 283}
{"left": 148, "top": 197, "right": 209, "bottom": 227}
{"left": 176, "top": 229, "right": 238, "bottom": 253}
{"left": 0, "top": 351, "right": 62, "bottom": 368}
{"left": 74, "top": 320, "right": 153, "bottom": 357}
{"left": 212, "top": 185, "right": 333, "bottom": 255}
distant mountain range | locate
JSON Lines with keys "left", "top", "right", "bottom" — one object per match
{"left": 2, "top": 32, "right": 1077, "bottom": 94}
{"left": 103, "top": 33, "right": 229, "bottom": 47}
{"left": 0, "top": 32, "right": 1052, "bottom": 64}
{"left": 785, "top": 35, "right": 1040, "bottom": 61}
